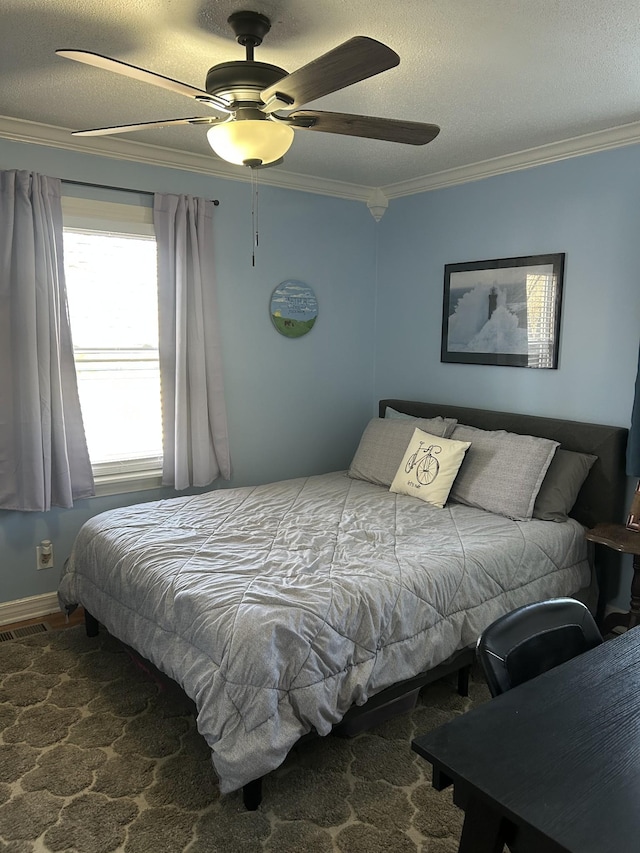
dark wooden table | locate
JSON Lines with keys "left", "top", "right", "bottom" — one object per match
{"left": 585, "top": 522, "right": 640, "bottom": 634}
{"left": 412, "top": 628, "right": 640, "bottom": 853}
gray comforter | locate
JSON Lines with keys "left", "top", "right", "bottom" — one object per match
{"left": 58, "top": 471, "right": 590, "bottom": 793}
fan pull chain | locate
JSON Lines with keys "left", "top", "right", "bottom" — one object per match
{"left": 250, "top": 166, "right": 260, "bottom": 266}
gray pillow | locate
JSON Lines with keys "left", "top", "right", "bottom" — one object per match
{"left": 348, "top": 416, "right": 457, "bottom": 487}
{"left": 533, "top": 449, "right": 597, "bottom": 522}
{"left": 449, "top": 424, "right": 559, "bottom": 521}
{"left": 385, "top": 407, "right": 416, "bottom": 420}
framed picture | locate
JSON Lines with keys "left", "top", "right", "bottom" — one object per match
{"left": 441, "top": 253, "right": 565, "bottom": 368}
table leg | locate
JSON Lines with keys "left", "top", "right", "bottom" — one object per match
{"left": 457, "top": 795, "right": 509, "bottom": 853}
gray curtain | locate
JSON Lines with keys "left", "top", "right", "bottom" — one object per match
{"left": 0, "top": 170, "right": 94, "bottom": 510}
{"left": 153, "top": 193, "right": 231, "bottom": 489}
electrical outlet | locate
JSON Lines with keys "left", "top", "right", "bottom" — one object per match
{"left": 36, "top": 540, "right": 54, "bottom": 570}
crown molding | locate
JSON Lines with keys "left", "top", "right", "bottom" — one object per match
{"left": 382, "top": 120, "right": 640, "bottom": 198}
{"left": 0, "top": 115, "right": 372, "bottom": 202}
{"left": 3, "top": 114, "right": 640, "bottom": 205}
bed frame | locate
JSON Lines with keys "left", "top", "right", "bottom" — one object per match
{"left": 327, "top": 401, "right": 628, "bottom": 730}
{"left": 379, "top": 400, "right": 629, "bottom": 629}
{"left": 379, "top": 399, "right": 628, "bottom": 530}
{"left": 84, "top": 399, "right": 629, "bottom": 810}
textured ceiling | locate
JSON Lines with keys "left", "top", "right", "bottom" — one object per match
{"left": 3, "top": 0, "right": 640, "bottom": 189}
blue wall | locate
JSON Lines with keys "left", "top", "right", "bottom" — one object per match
{"left": 0, "top": 138, "right": 377, "bottom": 605}
{"left": 2, "top": 136, "right": 640, "bottom": 610}
{"left": 375, "top": 145, "right": 640, "bottom": 605}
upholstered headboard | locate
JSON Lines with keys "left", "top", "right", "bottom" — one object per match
{"left": 379, "top": 399, "right": 629, "bottom": 529}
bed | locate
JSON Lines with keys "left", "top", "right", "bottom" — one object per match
{"left": 58, "top": 399, "right": 628, "bottom": 807}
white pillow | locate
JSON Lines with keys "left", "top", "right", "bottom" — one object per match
{"left": 390, "top": 428, "right": 471, "bottom": 508}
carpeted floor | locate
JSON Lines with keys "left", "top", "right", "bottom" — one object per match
{"left": 0, "top": 626, "right": 491, "bottom": 853}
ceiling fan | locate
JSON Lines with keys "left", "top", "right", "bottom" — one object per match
{"left": 56, "top": 10, "right": 440, "bottom": 169}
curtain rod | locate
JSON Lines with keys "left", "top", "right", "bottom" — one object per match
{"left": 61, "top": 178, "right": 220, "bottom": 205}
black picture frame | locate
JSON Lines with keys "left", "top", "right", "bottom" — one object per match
{"left": 441, "top": 253, "right": 565, "bottom": 368}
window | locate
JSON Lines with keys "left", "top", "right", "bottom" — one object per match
{"left": 62, "top": 197, "right": 163, "bottom": 495}
{"left": 525, "top": 272, "right": 558, "bottom": 369}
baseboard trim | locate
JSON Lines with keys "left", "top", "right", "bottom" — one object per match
{"left": 0, "top": 592, "right": 60, "bottom": 626}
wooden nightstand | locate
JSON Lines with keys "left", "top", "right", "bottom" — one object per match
{"left": 585, "top": 523, "right": 640, "bottom": 634}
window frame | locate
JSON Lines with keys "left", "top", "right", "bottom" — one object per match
{"left": 62, "top": 195, "right": 164, "bottom": 496}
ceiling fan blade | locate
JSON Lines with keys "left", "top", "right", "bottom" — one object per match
{"left": 285, "top": 111, "right": 440, "bottom": 145}
{"left": 55, "top": 50, "right": 231, "bottom": 114}
{"left": 71, "top": 116, "right": 225, "bottom": 137}
{"left": 260, "top": 36, "right": 399, "bottom": 112}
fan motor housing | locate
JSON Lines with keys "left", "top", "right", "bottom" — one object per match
{"left": 205, "top": 61, "right": 288, "bottom": 106}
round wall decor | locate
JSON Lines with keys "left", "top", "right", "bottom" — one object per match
{"left": 270, "top": 280, "right": 318, "bottom": 338}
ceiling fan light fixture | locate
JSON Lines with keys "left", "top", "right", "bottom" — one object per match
{"left": 206, "top": 117, "right": 294, "bottom": 166}
{"left": 58, "top": 17, "right": 440, "bottom": 170}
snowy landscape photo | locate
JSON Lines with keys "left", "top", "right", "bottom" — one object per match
{"left": 441, "top": 254, "right": 564, "bottom": 368}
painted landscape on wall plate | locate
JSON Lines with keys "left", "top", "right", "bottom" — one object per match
{"left": 270, "top": 280, "right": 318, "bottom": 338}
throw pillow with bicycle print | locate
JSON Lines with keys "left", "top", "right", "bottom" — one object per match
{"left": 405, "top": 440, "right": 442, "bottom": 487}
{"left": 390, "top": 428, "right": 471, "bottom": 508}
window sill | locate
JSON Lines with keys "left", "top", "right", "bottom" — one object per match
{"left": 91, "top": 470, "right": 164, "bottom": 497}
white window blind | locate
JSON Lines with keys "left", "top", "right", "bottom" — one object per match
{"left": 526, "top": 272, "right": 558, "bottom": 368}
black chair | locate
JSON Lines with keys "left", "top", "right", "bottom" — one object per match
{"left": 476, "top": 598, "right": 603, "bottom": 697}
